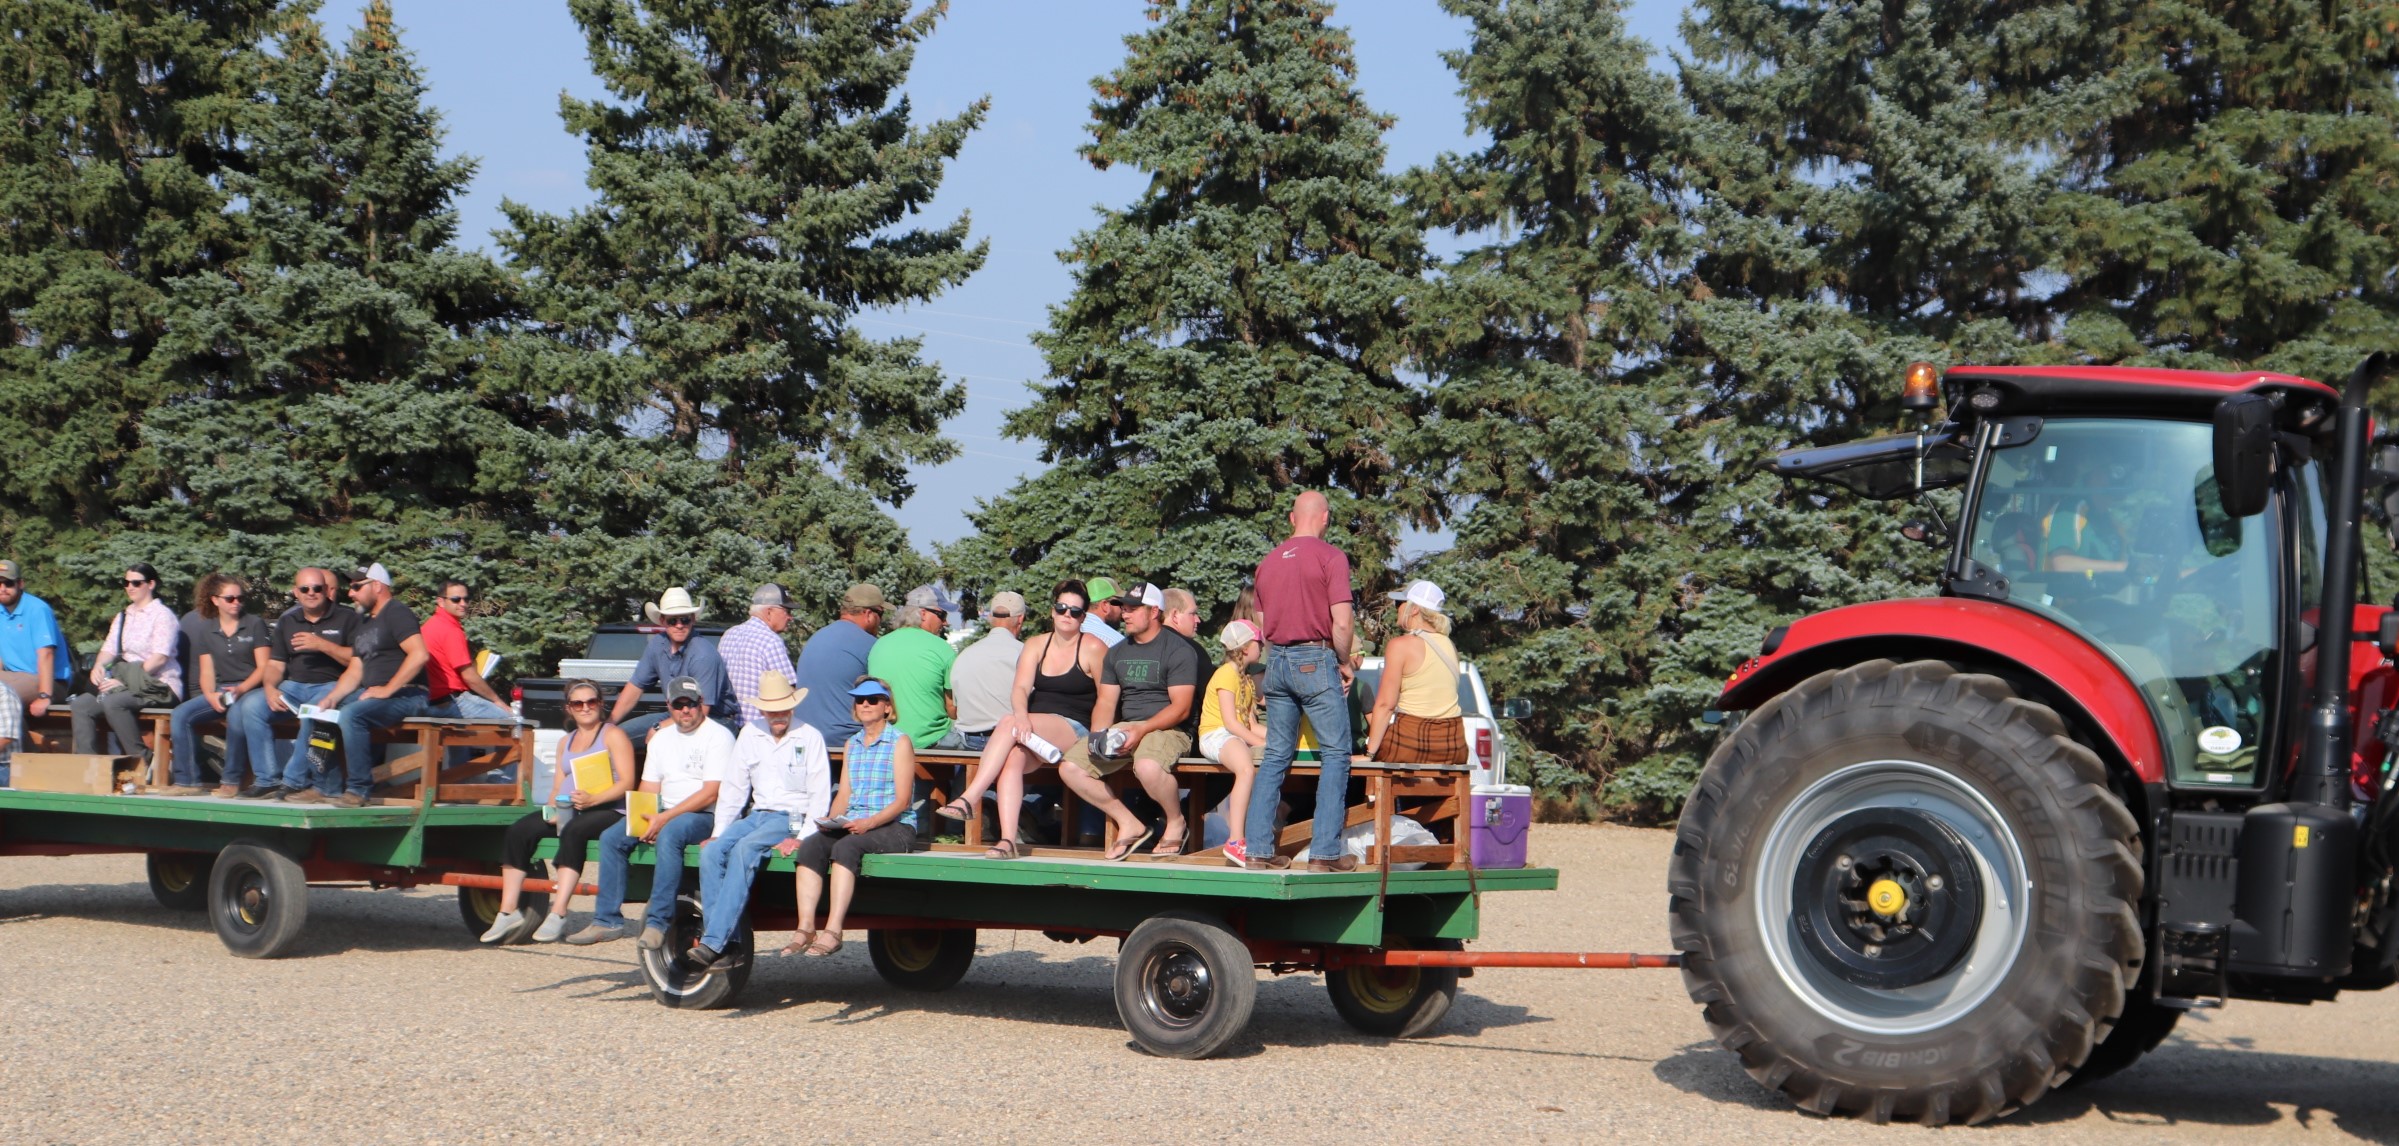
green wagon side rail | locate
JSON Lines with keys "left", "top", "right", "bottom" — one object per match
{"left": 0, "top": 789, "right": 524, "bottom": 869}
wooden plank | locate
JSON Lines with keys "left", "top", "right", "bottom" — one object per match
{"left": 433, "top": 784, "right": 520, "bottom": 804}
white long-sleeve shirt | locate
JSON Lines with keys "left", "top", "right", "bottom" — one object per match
{"left": 717, "top": 719, "right": 832, "bottom": 837}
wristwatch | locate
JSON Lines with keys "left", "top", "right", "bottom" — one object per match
{"left": 34, "top": 691, "right": 50, "bottom": 699}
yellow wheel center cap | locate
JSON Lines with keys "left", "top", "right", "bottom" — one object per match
{"left": 1868, "top": 878, "right": 1907, "bottom": 917}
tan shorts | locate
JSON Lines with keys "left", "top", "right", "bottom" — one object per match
{"left": 1063, "top": 728, "right": 1192, "bottom": 778}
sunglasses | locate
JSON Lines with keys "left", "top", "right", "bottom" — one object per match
{"left": 347, "top": 581, "right": 368, "bottom": 591}
{"left": 1053, "top": 603, "right": 1087, "bottom": 619}
{"left": 122, "top": 578, "right": 150, "bottom": 587}
{"left": 215, "top": 593, "right": 243, "bottom": 603}
{"left": 0, "top": 579, "right": 20, "bottom": 588}
{"left": 295, "top": 583, "right": 328, "bottom": 594}
{"left": 663, "top": 616, "right": 694, "bottom": 627}
{"left": 668, "top": 698, "right": 701, "bottom": 710}
{"left": 851, "top": 696, "right": 886, "bottom": 707}
{"left": 443, "top": 595, "right": 469, "bottom": 604}
{"left": 564, "top": 698, "right": 600, "bottom": 710}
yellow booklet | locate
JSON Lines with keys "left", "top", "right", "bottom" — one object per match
{"left": 569, "top": 746, "right": 615, "bottom": 798}
{"left": 625, "top": 791, "right": 660, "bottom": 837}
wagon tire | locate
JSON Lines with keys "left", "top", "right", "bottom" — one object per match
{"left": 639, "top": 893, "right": 751, "bottom": 1009}
{"left": 1669, "top": 659, "right": 2143, "bottom": 1125}
{"left": 147, "top": 851, "right": 215, "bottom": 912}
{"left": 209, "top": 840, "right": 311, "bottom": 959}
{"left": 867, "top": 928, "right": 976, "bottom": 991}
{"left": 1327, "top": 938, "right": 1461, "bottom": 1038}
{"left": 1115, "top": 910, "right": 1257, "bottom": 1059}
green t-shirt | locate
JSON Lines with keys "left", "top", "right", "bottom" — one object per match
{"left": 867, "top": 627, "right": 955, "bottom": 747}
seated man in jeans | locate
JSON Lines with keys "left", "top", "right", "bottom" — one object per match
{"left": 245, "top": 567, "right": 360, "bottom": 798}
{"left": 579, "top": 676, "right": 731, "bottom": 946}
{"left": 683, "top": 671, "right": 828, "bottom": 958}
{"left": 288, "top": 563, "right": 428, "bottom": 807}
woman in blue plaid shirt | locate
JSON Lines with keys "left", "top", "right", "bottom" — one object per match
{"left": 780, "top": 677, "right": 919, "bottom": 958}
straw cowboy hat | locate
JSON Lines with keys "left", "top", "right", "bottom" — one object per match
{"left": 644, "top": 586, "right": 701, "bottom": 624}
{"left": 753, "top": 670, "right": 805, "bottom": 714}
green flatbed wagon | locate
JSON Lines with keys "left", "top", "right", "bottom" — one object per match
{"left": 0, "top": 785, "right": 1671, "bottom": 1058}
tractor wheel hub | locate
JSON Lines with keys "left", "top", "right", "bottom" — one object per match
{"left": 1792, "top": 807, "right": 1984, "bottom": 990}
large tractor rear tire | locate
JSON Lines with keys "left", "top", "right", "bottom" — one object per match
{"left": 1669, "top": 660, "right": 2143, "bottom": 1125}
{"left": 2060, "top": 993, "right": 2180, "bottom": 1088}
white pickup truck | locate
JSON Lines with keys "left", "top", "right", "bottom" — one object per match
{"left": 1350, "top": 655, "right": 1531, "bottom": 788}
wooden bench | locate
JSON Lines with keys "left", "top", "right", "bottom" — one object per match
{"left": 134, "top": 708, "right": 536, "bottom": 806}
{"left": 872, "top": 746, "right": 1475, "bottom": 869}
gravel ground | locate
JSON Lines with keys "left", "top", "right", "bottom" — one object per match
{"left": 3, "top": 823, "right": 2394, "bottom": 1144}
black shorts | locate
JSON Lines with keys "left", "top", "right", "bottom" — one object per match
{"left": 791, "top": 819, "right": 918, "bottom": 875}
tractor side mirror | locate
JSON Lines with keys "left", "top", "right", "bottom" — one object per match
{"left": 1497, "top": 698, "right": 1533, "bottom": 720}
{"left": 2212, "top": 393, "right": 2277, "bottom": 517}
{"left": 2380, "top": 612, "right": 2399, "bottom": 661}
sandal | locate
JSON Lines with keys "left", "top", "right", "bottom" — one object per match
{"left": 776, "top": 930, "right": 816, "bottom": 957}
{"left": 983, "top": 838, "right": 1020, "bottom": 860}
{"left": 1102, "top": 824, "right": 1156, "bottom": 862}
{"left": 933, "top": 798, "right": 974, "bottom": 822}
{"left": 804, "top": 931, "right": 843, "bottom": 957}
{"left": 1150, "top": 830, "right": 1187, "bottom": 859}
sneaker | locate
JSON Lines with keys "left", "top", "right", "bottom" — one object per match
{"left": 564, "top": 923, "right": 627, "bottom": 946}
{"left": 283, "top": 788, "right": 328, "bottom": 805}
{"left": 1222, "top": 838, "right": 1250, "bottom": 868}
{"left": 638, "top": 926, "right": 667, "bottom": 951}
{"left": 480, "top": 910, "right": 523, "bottom": 944}
{"left": 333, "top": 793, "right": 366, "bottom": 808}
{"left": 238, "top": 785, "right": 283, "bottom": 800}
{"left": 532, "top": 913, "right": 568, "bottom": 943}
{"left": 153, "top": 784, "right": 205, "bottom": 797}
{"left": 1307, "top": 855, "right": 1360, "bottom": 874}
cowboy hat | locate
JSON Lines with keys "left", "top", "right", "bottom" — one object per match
{"left": 644, "top": 586, "right": 701, "bottom": 623}
{"left": 753, "top": 670, "right": 805, "bottom": 714}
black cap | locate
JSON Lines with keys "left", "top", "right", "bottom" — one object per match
{"left": 664, "top": 676, "right": 704, "bottom": 705}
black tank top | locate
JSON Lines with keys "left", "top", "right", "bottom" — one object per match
{"left": 1027, "top": 634, "right": 1098, "bottom": 725}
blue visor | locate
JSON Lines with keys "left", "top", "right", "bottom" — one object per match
{"left": 847, "top": 680, "right": 892, "bottom": 700}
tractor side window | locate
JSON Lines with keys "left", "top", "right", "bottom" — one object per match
{"left": 1967, "top": 418, "right": 2278, "bottom": 787}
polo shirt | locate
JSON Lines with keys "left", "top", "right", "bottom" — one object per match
{"left": 270, "top": 604, "right": 363, "bottom": 685}
{"left": 868, "top": 625, "right": 955, "bottom": 746}
{"left": 793, "top": 618, "right": 877, "bottom": 746}
{"left": 0, "top": 594, "right": 70, "bottom": 680}
{"left": 628, "top": 632, "right": 735, "bottom": 721}
{"left": 420, "top": 607, "right": 472, "bottom": 702}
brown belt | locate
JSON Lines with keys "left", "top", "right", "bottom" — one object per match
{"left": 1271, "top": 638, "right": 1331, "bottom": 648}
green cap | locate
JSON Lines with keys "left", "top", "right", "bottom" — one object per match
{"left": 1084, "top": 576, "right": 1120, "bottom": 601}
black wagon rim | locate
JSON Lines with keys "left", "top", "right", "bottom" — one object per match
{"left": 1139, "top": 941, "right": 1216, "bottom": 1030}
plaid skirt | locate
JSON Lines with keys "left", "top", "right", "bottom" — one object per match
{"left": 1372, "top": 712, "right": 1467, "bottom": 765}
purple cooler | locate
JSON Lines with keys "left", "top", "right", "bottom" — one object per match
{"left": 1470, "top": 784, "right": 1531, "bottom": 869}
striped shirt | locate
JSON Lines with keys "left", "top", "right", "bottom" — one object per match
{"left": 717, "top": 617, "right": 796, "bottom": 733}
{"left": 842, "top": 725, "right": 915, "bottom": 828}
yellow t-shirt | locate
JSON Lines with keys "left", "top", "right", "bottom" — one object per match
{"left": 1198, "top": 660, "right": 1253, "bottom": 739}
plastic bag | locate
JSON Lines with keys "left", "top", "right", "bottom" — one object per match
{"left": 1202, "top": 793, "right": 1285, "bottom": 850}
{"left": 1340, "top": 815, "right": 1436, "bottom": 870}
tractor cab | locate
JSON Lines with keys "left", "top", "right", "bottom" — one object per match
{"left": 1678, "top": 358, "right": 2399, "bottom": 1126}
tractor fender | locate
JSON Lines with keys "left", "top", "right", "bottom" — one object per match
{"left": 1720, "top": 597, "right": 2167, "bottom": 784}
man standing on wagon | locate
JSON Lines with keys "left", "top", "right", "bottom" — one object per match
{"left": 1244, "top": 491, "right": 1359, "bottom": 872}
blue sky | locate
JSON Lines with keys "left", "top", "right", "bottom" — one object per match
{"left": 358, "top": 1, "right": 1688, "bottom": 550}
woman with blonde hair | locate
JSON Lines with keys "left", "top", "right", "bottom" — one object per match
{"left": 1199, "top": 619, "right": 1267, "bottom": 866}
{"left": 1363, "top": 580, "right": 1466, "bottom": 765}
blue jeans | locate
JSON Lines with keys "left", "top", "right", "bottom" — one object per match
{"left": 330, "top": 687, "right": 428, "bottom": 797}
{"left": 268, "top": 681, "right": 339, "bottom": 790}
{"left": 698, "top": 810, "right": 792, "bottom": 948}
{"left": 1249, "top": 644, "right": 1352, "bottom": 861}
{"left": 592, "top": 809, "right": 715, "bottom": 931}
{"left": 169, "top": 693, "right": 261, "bottom": 787}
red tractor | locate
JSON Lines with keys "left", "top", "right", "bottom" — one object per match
{"left": 1674, "top": 357, "right": 2399, "bottom": 1124}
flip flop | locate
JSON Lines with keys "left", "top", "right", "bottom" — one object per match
{"left": 983, "top": 838, "right": 1020, "bottom": 860}
{"left": 804, "top": 931, "right": 843, "bottom": 957}
{"left": 1150, "top": 831, "right": 1187, "bottom": 859}
{"left": 1102, "top": 824, "right": 1156, "bottom": 862}
{"left": 776, "top": 930, "right": 816, "bottom": 957}
{"left": 933, "top": 798, "right": 973, "bottom": 822}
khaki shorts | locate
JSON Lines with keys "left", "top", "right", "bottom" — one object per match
{"left": 1063, "top": 728, "right": 1193, "bottom": 778}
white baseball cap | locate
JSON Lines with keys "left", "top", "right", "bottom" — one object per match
{"left": 1386, "top": 579, "right": 1445, "bottom": 613}
{"left": 1218, "top": 619, "right": 1260, "bottom": 650}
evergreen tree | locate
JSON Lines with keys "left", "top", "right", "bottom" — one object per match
{"left": 942, "top": 0, "right": 1425, "bottom": 613}
{"left": 0, "top": 0, "right": 281, "bottom": 629}
{"left": 1403, "top": 0, "right": 1700, "bottom": 807}
{"left": 70, "top": 4, "right": 516, "bottom": 643}
{"left": 2048, "top": 1, "right": 2399, "bottom": 384}
{"left": 499, "top": 0, "right": 981, "bottom": 648}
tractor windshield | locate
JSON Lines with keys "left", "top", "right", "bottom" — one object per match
{"left": 1966, "top": 418, "right": 2276, "bottom": 787}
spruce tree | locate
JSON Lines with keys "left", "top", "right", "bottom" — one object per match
{"left": 499, "top": 0, "right": 981, "bottom": 645}
{"left": 942, "top": 0, "right": 1425, "bottom": 612}
{"left": 79, "top": 4, "right": 515, "bottom": 638}
{"left": 1403, "top": 0, "right": 1700, "bottom": 806}
{"left": 2048, "top": 1, "right": 2399, "bottom": 383}
{"left": 0, "top": 0, "right": 280, "bottom": 629}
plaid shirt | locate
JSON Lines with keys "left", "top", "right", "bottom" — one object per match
{"left": 842, "top": 725, "right": 915, "bottom": 828}
{"left": 0, "top": 681, "right": 20, "bottom": 765}
{"left": 718, "top": 617, "right": 796, "bottom": 733}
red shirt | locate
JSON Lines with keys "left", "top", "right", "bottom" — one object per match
{"left": 420, "top": 607, "right": 472, "bottom": 703}
{"left": 1253, "top": 535, "right": 1354, "bottom": 644}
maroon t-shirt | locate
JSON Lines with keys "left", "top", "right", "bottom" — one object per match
{"left": 1254, "top": 535, "right": 1354, "bottom": 644}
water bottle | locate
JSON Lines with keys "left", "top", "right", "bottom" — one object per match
{"left": 510, "top": 698, "right": 525, "bottom": 724}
